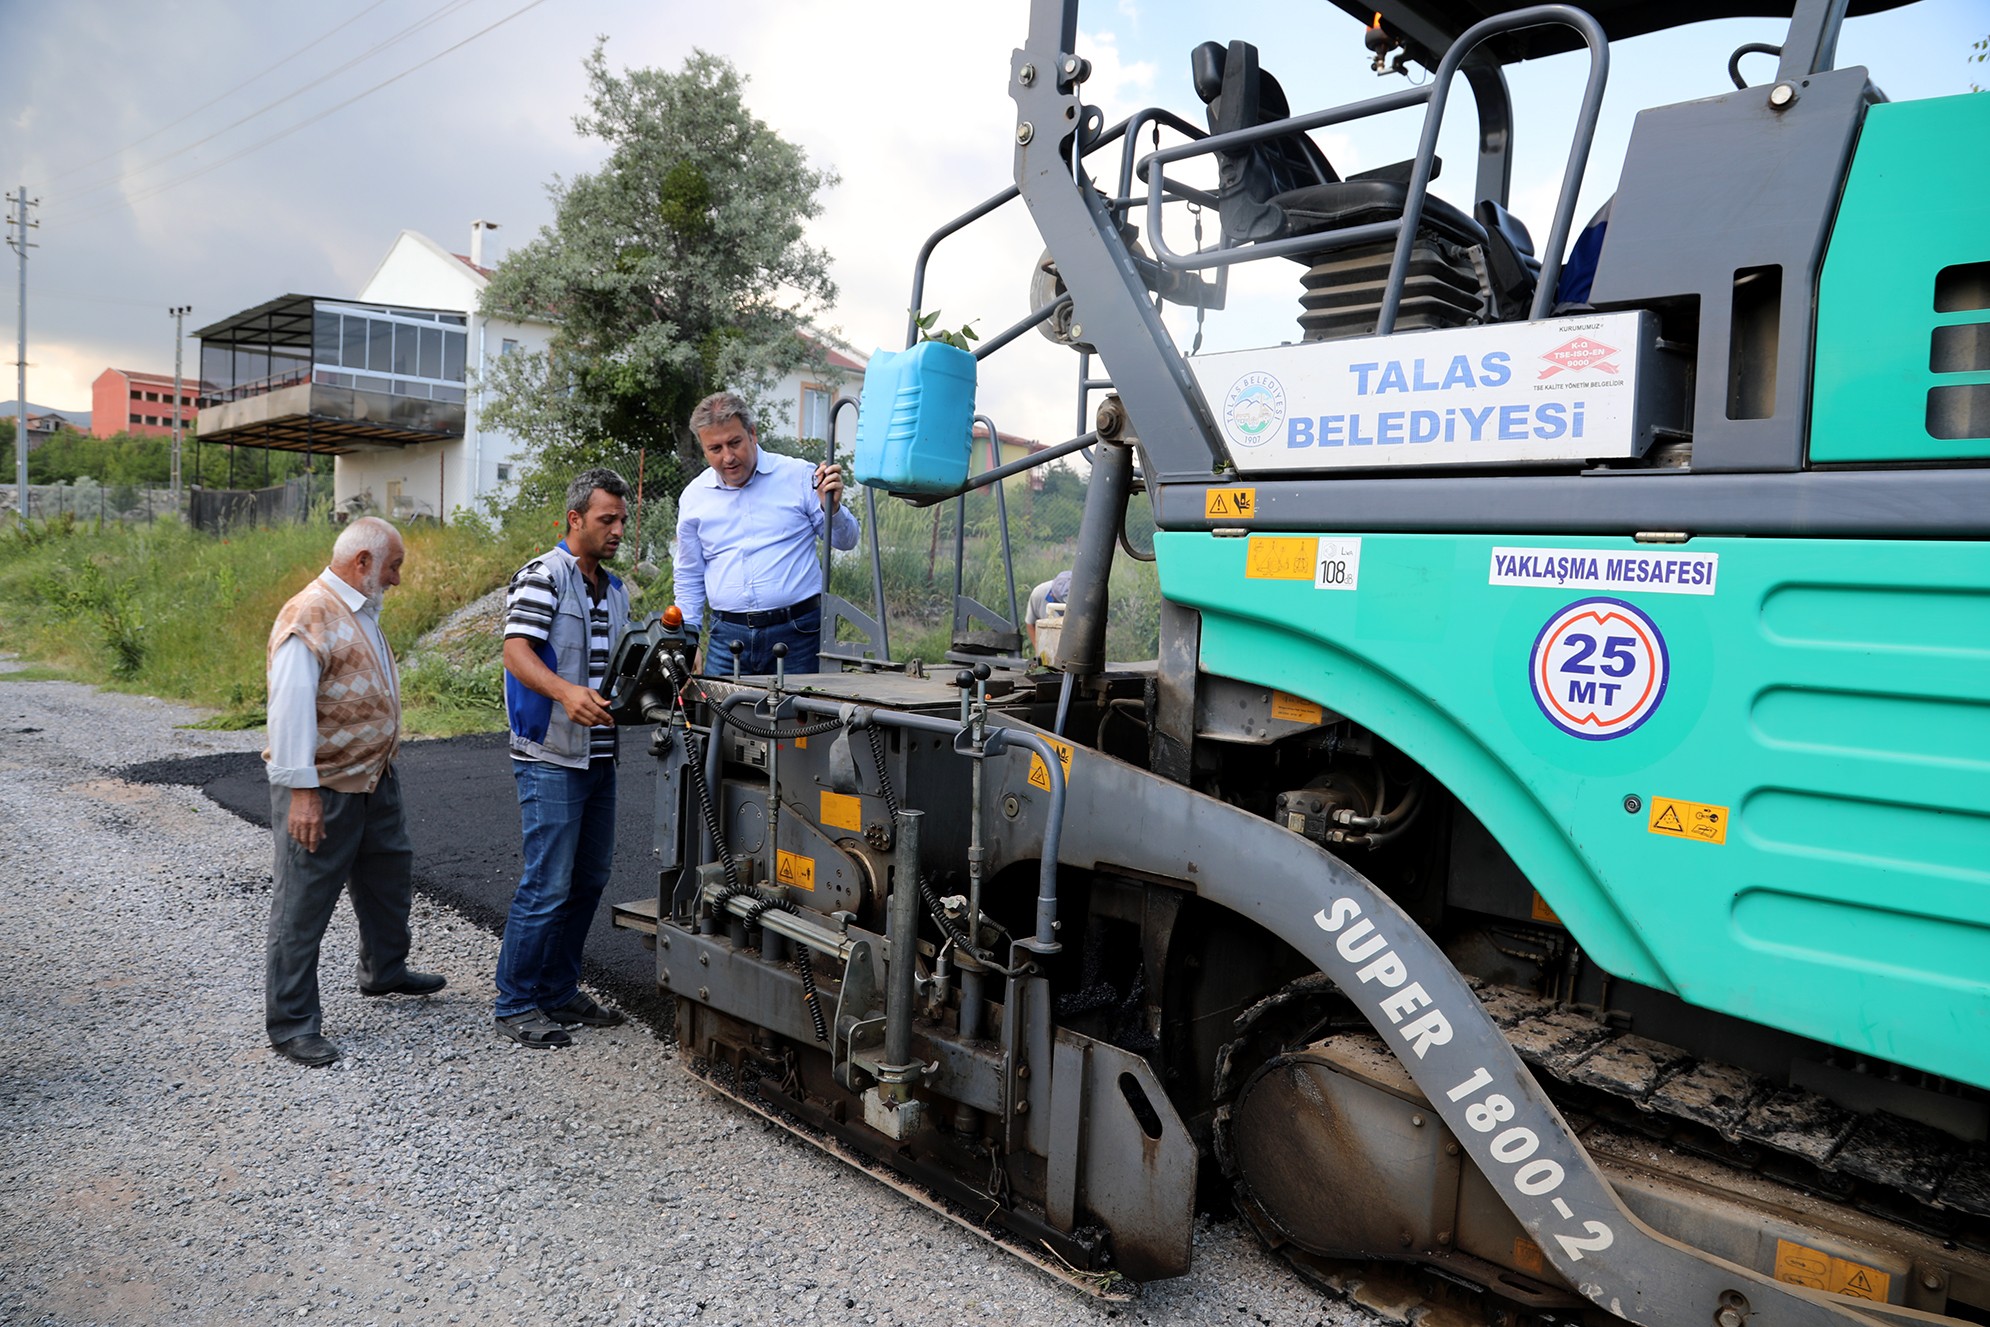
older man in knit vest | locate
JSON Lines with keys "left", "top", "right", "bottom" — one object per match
{"left": 263, "top": 516, "right": 445, "bottom": 1067}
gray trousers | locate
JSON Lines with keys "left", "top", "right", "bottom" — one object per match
{"left": 265, "top": 765, "right": 415, "bottom": 1044}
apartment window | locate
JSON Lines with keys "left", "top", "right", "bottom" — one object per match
{"left": 496, "top": 464, "right": 512, "bottom": 482}
{"left": 800, "top": 383, "right": 831, "bottom": 441}
{"left": 501, "top": 338, "right": 520, "bottom": 356}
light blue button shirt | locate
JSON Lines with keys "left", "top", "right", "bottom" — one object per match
{"left": 673, "top": 449, "right": 859, "bottom": 629}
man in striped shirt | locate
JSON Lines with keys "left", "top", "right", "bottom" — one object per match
{"left": 496, "top": 468, "right": 632, "bottom": 1049}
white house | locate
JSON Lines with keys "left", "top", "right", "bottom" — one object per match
{"left": 335, "top": 223, "right": 547, "bottom": 518}
{"left": 194, "top": 224, "right": 867, "bottom": 521}
{"left": 192, "top": 222, "right": 548, "bottom": 522}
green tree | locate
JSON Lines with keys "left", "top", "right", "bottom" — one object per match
{"left": 479, "top": 43, "right": 840, "bottom": 508}
{"left": 27, "top": 430, "right": 171, "bottom": 485}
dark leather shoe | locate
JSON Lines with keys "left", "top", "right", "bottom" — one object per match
{"left": 495, "top": 1011, "right": 572, "bottom": 1049}
{"left": 274, "top": 1033, "right": 340, "bottom": 1066}
{"left": 544, "top": 991, "right": 626, "bottom": 1028}
{"left": 360, "top": 971, "right": 447, "bottom": 997}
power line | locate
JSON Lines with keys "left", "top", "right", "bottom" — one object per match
{"left": 64, "top": 0, "right": 555, "bottom": 224}
{"left": 55, "top": 0, "right": 482, "bottom": 208}
{"left": 50, "top": 0, "right": 395, "bottom": 184}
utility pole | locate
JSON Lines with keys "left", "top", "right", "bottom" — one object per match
{"left": 7, "top": 185, "right": 39, "bottom": 521}
{"left": 169, "top": 305, "right": 191, "bottom": 502}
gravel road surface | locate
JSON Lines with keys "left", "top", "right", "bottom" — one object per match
{"left": 0, "top": 667, "right": 1389, "bottom": 1327}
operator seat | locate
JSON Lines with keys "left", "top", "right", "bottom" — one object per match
{"left": 1192, "top": 39, "right": 1491, "bottom": 338}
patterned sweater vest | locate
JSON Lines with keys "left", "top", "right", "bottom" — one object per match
{"left": 264, "top": 578, "right": 401, "bottom": 793}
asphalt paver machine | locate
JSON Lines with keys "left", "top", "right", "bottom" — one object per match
{"left": 609, "top": 2, "right": 1990, "bottom": 1320}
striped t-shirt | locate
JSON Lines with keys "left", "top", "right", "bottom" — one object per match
{"left": 505, "top": 562, "right": 617, "bottom": 761}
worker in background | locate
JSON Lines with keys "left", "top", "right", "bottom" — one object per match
{"left": 673, "top": 390, "right": 860, "bottom": 676}
{"left": 496, "top": 468, "right": 632, "bottom": 1050}
{"left": 1024, "top": 569, "right": 1072, "bottom": 666}
{"left": 263, "top": 516, "right": 445, "bottom": 1067}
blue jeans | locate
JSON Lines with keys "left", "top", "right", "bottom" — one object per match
{"left": 704, "top": 603, "right": 821, "bottom": 677}
{"left": 495, "top": 757, "right": 617, "bottom": 1018}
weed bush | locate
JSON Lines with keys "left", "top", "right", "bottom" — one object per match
{"left": 0, "top": 513, "right": 544, "bottom": 734}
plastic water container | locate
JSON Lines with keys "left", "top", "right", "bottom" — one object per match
{"left": 854, "top": 341, "right": 978, "bottom": 496}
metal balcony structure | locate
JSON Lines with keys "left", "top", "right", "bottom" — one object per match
{"left": 193, "top": 294, "right": 468, "bottom": 454}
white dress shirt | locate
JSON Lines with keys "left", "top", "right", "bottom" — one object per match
{"left": 265, "top": 568, "right": 398, "bottom": 789}
{"left": 673, "top": 448, "right": 860, "bottom": 629}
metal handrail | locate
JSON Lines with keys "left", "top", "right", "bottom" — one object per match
{"left": 1382, "top": 6, "right": 1608, "bottom": 329}
{"left": 1136, "top": 4, "right": 1609, "bottom": 334}
{"left": 1140, "top": 82, "right": 1437, "bottom": 271}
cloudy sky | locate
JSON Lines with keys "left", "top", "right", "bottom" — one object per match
{"left": 4, "top": 0, "right": 1983, "bottom": 443}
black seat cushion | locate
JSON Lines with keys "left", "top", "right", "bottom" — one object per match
{"left": 1269, "top": 179, "right": 1487, "bottom": 252}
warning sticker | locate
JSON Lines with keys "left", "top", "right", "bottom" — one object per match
{"left": 1531, "top": 892, "right": 1563, "bottom": 925}
{"left": 820, "top": 791, "right": 862, "bottom": 833}
{"left": 1205, "top": 487, "right": 1257, "bottom": 519}
{"left": 1773, "top": 1239, "right": 1891, "bottom": 1301}
{"left": 1027, "top": 736, "right": 1075, "bottom": 792}
{"left": 1270, "top": 692, "right": 1323, "bottom": 724}
{"left": 1647, "top": 796, "right": 1728, "bottom": 845}
{"left": 1245, "top": 537, "right": 1315, "bottom": 580}
{"left": 776, "top": 850, "right": 816, "bottom": 891}
{"left": 1527, "top": 597, "right": 1670, "bottom": 741}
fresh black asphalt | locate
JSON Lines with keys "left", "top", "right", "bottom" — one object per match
{"left": 123, "top": 732, "right": 675, "bottom": 1030}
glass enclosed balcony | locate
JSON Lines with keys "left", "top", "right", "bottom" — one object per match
{"left": 193, "top": 294, "right": 470, "bottom": 452}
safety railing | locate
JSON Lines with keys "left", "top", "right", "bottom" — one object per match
{"left": 1138, "top": 5, "right": 1609, "bottom": 332}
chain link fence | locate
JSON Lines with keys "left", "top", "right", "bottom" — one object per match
{"left": 2, "top": 481, "right": 188, "bottom": 526}
{"left": 822, "top": 459, "right": 1162, "bottom": 666}
{"left": 1, "top": 475, "right": 326, "bottom": 532}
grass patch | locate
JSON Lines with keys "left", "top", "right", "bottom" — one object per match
{"left": 400, "top": 653, "right": 507, "bottom": 737}
{"left": 0, "top": 664, "right": 80, "bottom": 682}
{"left": 0, "top": 511, "right": 547, "bottom": 735}
{"left": 180, "top": 711, "right": 268, "bottom": 731}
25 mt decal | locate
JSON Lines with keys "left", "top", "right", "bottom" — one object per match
{"left": 1528, "top": 597, "right": 1669, "bottom": 741}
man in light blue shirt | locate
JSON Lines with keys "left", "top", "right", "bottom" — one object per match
{"left": 674, "top": 390, "right": 860, "bottom": 676}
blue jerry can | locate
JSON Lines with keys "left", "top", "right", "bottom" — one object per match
{"left": 854, "top": 341, "right": 978, "bottom": 496}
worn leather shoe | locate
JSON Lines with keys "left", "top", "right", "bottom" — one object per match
{"left": 273, "top": 1033, "right": 340, "bottom": 1067}
{"left": 495, "top": 1011, "right": 572, "bottom": 1049}
{"left": 360, "top": 971, "right": 447, "bottom": 997}
{"left": 544, "top": 992, "right": 626, "bottom": 1028}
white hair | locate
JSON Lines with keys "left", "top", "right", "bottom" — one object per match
{"left": 332, "top": 516, "right": 397, "bottom": 564}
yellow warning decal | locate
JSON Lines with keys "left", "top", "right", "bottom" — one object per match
{"left": 776, "top": 850, "right": 816, "bottom": 891}
{"left": 1245, "top": 536, "right": 1316, "bottom": 580}
{"left": 1773, "top": 1239, "right": 1890, "bottom": 1301}
{"left": 1647, "top": 796, "right": 1729, "bottom": 845}
{"left": 1511, "top": 1238, "right": 1547, "bottom": 1276}
{"left": 1270, "top": 691, "right": 1323, "bottom": 725}
{"left": 1205, "top": 487, "right": 1257, "bottom": 519}
{"left": 1027, "top": 736, "right": 1075, "bottom": 793}
{"left": 820, "top": 791, "right": 862, "bottom": 833}
{"left": 795, "top": 735, "right": 808, "bottom": 749}
{"left": 1531, "top": 892, "right": 1562, "bottom": 925}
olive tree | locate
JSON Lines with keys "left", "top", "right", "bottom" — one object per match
{"left": 479, "top": 43, "right": 839, "bottom": 507}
